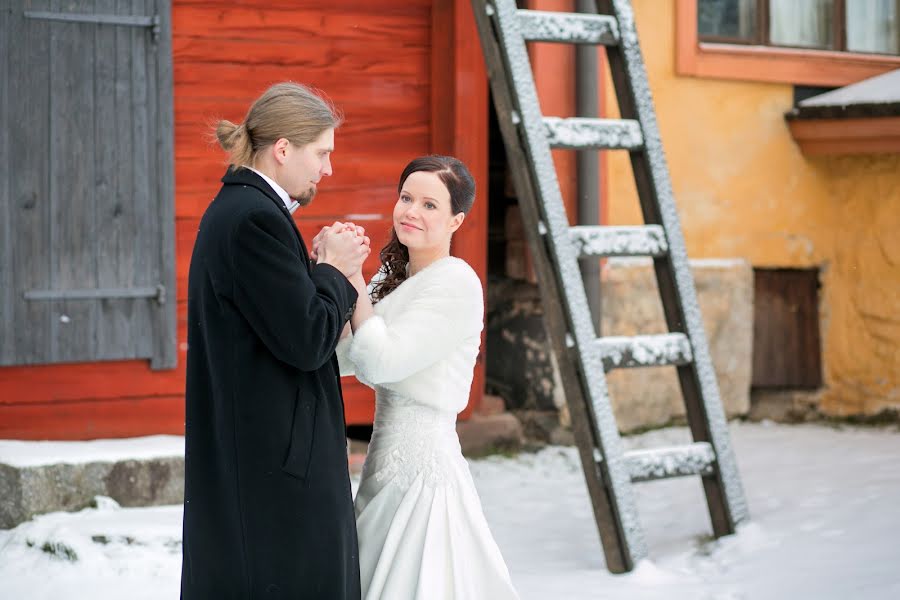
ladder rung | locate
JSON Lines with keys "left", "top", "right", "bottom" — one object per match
{"left": 516, "top": 9, "right": 620, "bottom": 45}
{"left": 543, "top": 117, "right": 644, "bottom": 150}
{"left": 625, "top": 443, "right": 716, "bottom": 482}
{"left": 569, "top": 225, "right": 667, "bottom": 258}
{"left": 596, "top": 333, "right": 693, "bottom": 371}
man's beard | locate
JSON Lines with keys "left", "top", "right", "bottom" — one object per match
{"left": 295, "top": 186, "right": 316, "bottom": 207}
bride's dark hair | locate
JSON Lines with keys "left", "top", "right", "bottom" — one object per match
{"left": 370, "top": 155, "right": 476, "bottom": 303}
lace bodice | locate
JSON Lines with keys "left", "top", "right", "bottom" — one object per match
{"left": 364, "top": 388, "right": 458, "bottom": 489}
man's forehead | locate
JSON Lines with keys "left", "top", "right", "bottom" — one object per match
{"left": 311, "top": 128, "right": 334, "bottom": 151}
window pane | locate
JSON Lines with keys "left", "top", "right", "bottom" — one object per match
{"left": 769, "top": 0, "right": 834, "bottom": 49}
{"left": 846, "top": 0, "right": 900, "bottom": 55}
{"left": 698, "top": 0, "right": 758, "bottom": 41}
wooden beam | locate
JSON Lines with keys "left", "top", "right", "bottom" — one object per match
{"left": 787, "top": 116, "right": 900, "bottom": 155}
{"left": 431, "top": 0, "right": 489, "bottom": 418}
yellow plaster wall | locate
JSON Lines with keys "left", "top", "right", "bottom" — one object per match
{"left": 603, "top": 0, "right": 900, "bottom": 415}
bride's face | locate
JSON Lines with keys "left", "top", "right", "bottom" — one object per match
{"left": 393, "top": 171, "right": 464, "bottom": 252}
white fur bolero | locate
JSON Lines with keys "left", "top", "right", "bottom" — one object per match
{"left": 335, "top": 257, "right": 483, "bottom": 415}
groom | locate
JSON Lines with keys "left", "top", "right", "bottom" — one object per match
{"left": 181, "top": 82, "right": 368, "bottom": 599}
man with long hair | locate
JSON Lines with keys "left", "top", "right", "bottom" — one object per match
{"left": 182, "top": 82, "right": 368, "bottom": 599}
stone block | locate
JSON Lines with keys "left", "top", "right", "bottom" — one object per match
{"left": 486, "top": 258, "right": 754, "bottom": 433}
{"left": 456, "top": 412, "right": 524, "bottom": 458}
{"left": 475, "top": 393, "right": 508, "bottom": 417}
{"left": 0, "top": 456, "right": 184, "bottom": 529}
{"left": 602, "top": 258, "right": 754, "bottom": 432}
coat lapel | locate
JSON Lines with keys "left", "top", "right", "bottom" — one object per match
{"left": 221, "top": 167, "right": 311, "bottom": 269}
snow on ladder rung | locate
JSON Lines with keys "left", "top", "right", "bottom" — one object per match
{"left": 544, "top": 117, "right": 643, "bottom": 150}
{"left": 624, "top": 442, "right": 716, "bottom": 483}
{"left": 595, "top": 333, "right": 693, "bottom": 371}
{"left": 516, "top": 9, "right": 620, "bottom": 45}
{"left": 569, "top": 225, "right": 667, "bottom": 258}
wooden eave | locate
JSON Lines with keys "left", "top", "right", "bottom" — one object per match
{"left": 785, "top": 112, "right": 900, "bottom": 156}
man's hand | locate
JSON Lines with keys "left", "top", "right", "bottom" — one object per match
{"left": 311, "top": 222, "right": 369, "bottom": 261}
{"left": 316, "top": 226, "right": 370, "bottom": 278}
{"left": 310, "top": 221, "right": 341, "bottom": 262}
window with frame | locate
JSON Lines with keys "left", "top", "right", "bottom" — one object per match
{"left": 698, "top": 0, "right": 900, "bottom": 56}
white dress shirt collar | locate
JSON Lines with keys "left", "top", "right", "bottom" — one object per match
{"left": 247, "top": 167, "right": 293, "bottom": 211}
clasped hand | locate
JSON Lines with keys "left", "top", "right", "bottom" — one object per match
{"left": 311, "top": 221, "right": 371, "bottom": 280}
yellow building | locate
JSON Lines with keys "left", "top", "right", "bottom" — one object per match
{"left": 599, "top": 0, "right": 900, "bottom": 418}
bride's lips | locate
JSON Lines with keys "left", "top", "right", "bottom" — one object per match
{"left": 399, "top": 222, "right": 421, "bottom": 231}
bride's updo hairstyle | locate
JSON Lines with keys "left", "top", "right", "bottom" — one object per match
{"left": 214, "top": 82, "right": 342, "bottom": 167}
{"left": 371, "top": 155, "right": 476, "bottom": 303}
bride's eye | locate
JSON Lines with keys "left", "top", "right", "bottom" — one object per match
{"left": 425, "top": 202, "right": 436, "bottom": 210}
{"left": 400, "top": 194, "right": 411, "bottom": 203}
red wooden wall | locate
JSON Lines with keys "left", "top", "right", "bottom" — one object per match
{"left": 0, "top": 0, "right": 487, "bottom": 440}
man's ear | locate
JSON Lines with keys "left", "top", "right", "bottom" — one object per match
{"left": 449, "top": 212, "right": 465, "bottom": 234}
{"left": 273, "top": 138, "right": 291, "bottom": 165}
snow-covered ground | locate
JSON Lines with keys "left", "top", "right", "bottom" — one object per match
{"left": 1, "top": 421, "right": 898, "bottom": 599}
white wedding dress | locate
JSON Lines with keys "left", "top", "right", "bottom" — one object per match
{"left": 337, "top": 256, "right": 519, "bottom": 600}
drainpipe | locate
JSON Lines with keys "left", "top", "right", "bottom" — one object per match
{"left": 576, "top": 0, "right": 601, "bottom": 334}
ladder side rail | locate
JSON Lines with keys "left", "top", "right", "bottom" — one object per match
{"left": 596, "top": 0, "right": 750, "bottom": 533}
{"left": 472, "top": 0, "right": 646, "bottom": 572}
{"left": 495, "top": 7, "right": 647, "bottom": 570}
{"left": 471, "top": 0, "right": 630, "bottom": 573}
{"left": 489, "top": 0, "right": 650, "bottom": 567}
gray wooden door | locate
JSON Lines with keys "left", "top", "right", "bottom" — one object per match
{"left": 0, "top": 0, "right": 176, "bottom": 369}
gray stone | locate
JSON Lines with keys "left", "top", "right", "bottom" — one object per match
{"left": 748, "top": 389, "right": 824, "bottom": 423}
{"left": 511, "top": 409, "right": 562, "bottom": 443}
{"left": 0, "top": 456, "right": 184, "bottom": 529}
{"left": 104, "top": 457, "right": 184, "bottom": 507}
{"left": 548, "top": 425, "right": 576, "bottom": 447}
{"left": 456, "top": 412, "right": 524, "bottom": 458}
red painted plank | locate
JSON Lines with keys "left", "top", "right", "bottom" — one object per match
{"left": 173, "top": 1, "right": 431, "bottom": 31}
{"left": 429, "top": 0, "right": 489, "bottom": 417}
{"left": 0, "top": 384, "right": 375, "bottom": 440}
{"left": 0, "top": 396, "right": 186, "bottom": 440}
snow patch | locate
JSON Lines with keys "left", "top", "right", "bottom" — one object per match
{"left": 0, "top": 436, "right": 184, "bottom": 468}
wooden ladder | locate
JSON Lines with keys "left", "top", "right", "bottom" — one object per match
{"left": 470, "top": 0, "right": 750, "bottom": 573}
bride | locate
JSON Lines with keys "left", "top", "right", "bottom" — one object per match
{"left": 328, "top": 155, "right": 519, "bottom": 599}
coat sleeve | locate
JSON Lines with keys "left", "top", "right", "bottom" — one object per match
{"left": 230, "top": 208, "right": 357, "bottom": 372}
{"left": 347, "top": 263, "right": 483, "bottom": 384}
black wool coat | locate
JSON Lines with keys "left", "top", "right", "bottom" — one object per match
{"left": 181, "top": 167, "right": 360, "bottom": 600}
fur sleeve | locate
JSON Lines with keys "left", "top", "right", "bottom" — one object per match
{"left": 347, "top": 261, "right": 483, "bottom": 385}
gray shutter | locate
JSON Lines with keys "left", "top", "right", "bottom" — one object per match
{"left": 0, "top": 0, "right": 176, "bottom": 369}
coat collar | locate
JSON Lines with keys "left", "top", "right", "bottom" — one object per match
{"left": 221, "top": 166, "right": 311, "bottom": 268}
{"left": 222, "top": 166, "right": 290, "bottom": 213}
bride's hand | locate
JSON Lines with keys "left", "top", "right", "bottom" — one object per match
{"left": 349, "top": 270, "right": 367, "bottom": 295}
